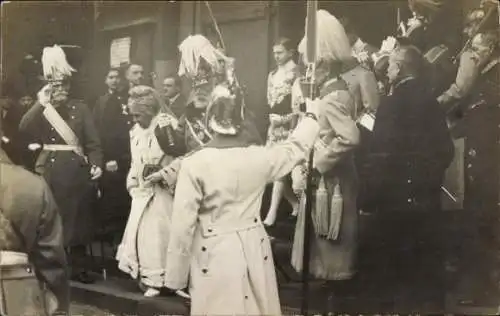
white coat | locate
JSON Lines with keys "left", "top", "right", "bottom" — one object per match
{"left": 164, "top": 118, "right": 320, "bottom": 316}
{"left": 116, "top": 117, "right": 175, "bottom": 288}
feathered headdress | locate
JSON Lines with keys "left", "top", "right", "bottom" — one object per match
{"left": 41, "top": 45, "right": 76, "bottom": 82}
{"left": 298, "top": 9, "right": 352, "bottom": 63}
{"left": 178, "top": 35, "right": 230, "bottom": 86}
{"left": 205, "top": 84, "right": 243, "bottom": 135}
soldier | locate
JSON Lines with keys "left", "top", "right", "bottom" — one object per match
{"left": 437, "top": 1, "right": 500, "bottom": 305}
{"left": 163, "top": 72, "right": 321, "bottom": 316}
{"left": 1, "top": 106, "right": 69, "bottom": 315}
{"left": 93, "top": 68, "right": 133, "bottom": 243}
{"left": 290, "top": 9, "right": 361, "bottom": 310}
{"left": 19, "top": 45, "right": 104, "bottom": 283}
{"left": 146, "top": 35, "right": 262, "bottom": 190}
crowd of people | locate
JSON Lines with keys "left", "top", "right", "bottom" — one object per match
{"left": 1, "top": 0, "right": 500, "bottom": 315}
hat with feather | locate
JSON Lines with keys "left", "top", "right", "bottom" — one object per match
{"left": 41, "top": 44, "right": 76, "bottom": 83}
{"left": 177, "top": 35, "right": 244, "bottom": 135}
{"left": 178, "top": 34, "right": 231, "bottom": 88}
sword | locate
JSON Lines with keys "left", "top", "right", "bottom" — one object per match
{"left": 441, "top": 186, "right": 458, "bottom": 203}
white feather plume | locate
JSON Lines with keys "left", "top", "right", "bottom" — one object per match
{"left": 42, "top": 45, "right": 76, "bottom": 80}
{"left": 298, "top": 9, "right": 352, "bottom": 63}
{"left": 178, "top": 35, "right": 229, "bottom": 78}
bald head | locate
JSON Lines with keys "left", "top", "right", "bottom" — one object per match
{"left": 387, "top": 45, "right": 426, "bottom": 84}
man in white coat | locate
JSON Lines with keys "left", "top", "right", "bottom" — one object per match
{"left": 163, "top": 81, "right": 321, "bottom": 315}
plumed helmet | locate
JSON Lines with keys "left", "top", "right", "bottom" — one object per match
{"left": 205, "top": 84, "right": 244, "bottom": 136}
{"left": 298, "top": 9, "right": 352, "bottom": 63}
{"left": 41, "top": 45, "right": 77, "bottom": 83}
{"left": 178, "top": 35, "right": 231, "bottom": 88}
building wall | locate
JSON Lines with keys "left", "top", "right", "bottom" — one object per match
{"left": 1, "top": 1, "right": 94, "bottom": 99}
{"left": 90, "top": 1, "right": 180, "bottom": 102}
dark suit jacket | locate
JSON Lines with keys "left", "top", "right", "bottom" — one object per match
{"left": 366, "top": 78, "right": 454, "bottom": 212}
{"left": 93, "top": 91, "right": 133, "bottom": 170}
{"left": 165, "top": 94, "right": 187, "bottom": 119}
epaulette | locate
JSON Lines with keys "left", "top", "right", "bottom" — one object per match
{"left": 320, "top": 77, "right": 349, "bottom": 99}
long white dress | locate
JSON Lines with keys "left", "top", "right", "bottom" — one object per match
{"left": 116, "top": 117, "right": 175, "bottom": 288}
{"left": 164, "top": 118, "right": 320, "bottom": 315}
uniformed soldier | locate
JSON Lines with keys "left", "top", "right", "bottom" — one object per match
{"left": 437, "top": 1, "right": 500, "bottom": 305}
{"left": 1, "top": 106, "right": 69, "bottom": 316}
{"left": 19, "top": 45, "right": 104, "bottom": 283}
{"left": 146, "top": 35, "right": 262, "bottom": 190}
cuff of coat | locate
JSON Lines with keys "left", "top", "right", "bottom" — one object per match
{"left": 164, "top": 251, "right": 190, "bottom": 290}
{"left": 289, "top": 117, "right": 320, "bottom": 150}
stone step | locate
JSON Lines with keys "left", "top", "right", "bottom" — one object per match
{"left": 71, "top": 275, "right": 189, "bottom": 316}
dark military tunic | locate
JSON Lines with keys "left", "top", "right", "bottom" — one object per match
{"left": 19, "top": 100, "right": 103, "bottom": 247}
{"left": 93, "top": 91, "right": 133, "bottom": 238}
{"left": 0, "top": 149, "right": 69, "bottom": 314}
{"left": 446, "top": 50, "right": 500, "bottom": 304}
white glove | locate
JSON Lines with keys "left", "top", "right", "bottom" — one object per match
{"left": 37, "top": 84, "right": 52, "bottom": 107}
{"left": 305, "top": 97, "right": 321, "bottom": 118}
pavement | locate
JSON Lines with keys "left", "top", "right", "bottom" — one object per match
{"left": 70, "top": 302, "right": 115, "bottom": 316}
{"left": 71, "top": 210, "right": 500, "bottom": 315}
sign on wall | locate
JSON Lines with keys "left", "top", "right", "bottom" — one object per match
{"left": 110, "top": 36, "right": 131, "bottom": 67}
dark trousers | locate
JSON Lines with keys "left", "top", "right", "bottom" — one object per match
{"left": 370, "top": 210, "right": 445, "bottom": 307}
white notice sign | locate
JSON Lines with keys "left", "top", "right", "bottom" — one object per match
{"left": 110, "top": 37, "right": 131, "bottom": 68}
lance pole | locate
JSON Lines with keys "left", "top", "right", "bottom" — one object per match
{"left": 300, "top": 1, "right": 317, "bottom": 315}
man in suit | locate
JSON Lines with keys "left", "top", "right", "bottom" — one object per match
{"left": 162, "top": 75, "right": 186, "bottom": 118}
{"left": 93, "top": 68, "right": 134, "bottom": 243}
{"left": 366, "top": 45, "right": 454, "bottom": 305}
{"left": 126, "top": 64, "right": 145, "bottom": 89}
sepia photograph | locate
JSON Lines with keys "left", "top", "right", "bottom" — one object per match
{"left": 0, "top": 0, "right": 499, "bottom": 315}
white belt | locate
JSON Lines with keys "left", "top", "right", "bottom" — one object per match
{"left": 200, "top": 218, "right": 262, "bottom": 237}
{"left": 43, "top": 144, "right": 81, "bottom": 152}
{"left": 0, "top": 251, "right": 29, "bottom": 266}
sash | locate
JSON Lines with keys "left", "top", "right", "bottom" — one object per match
{"left": 42, "top": 103, "right": 86, "bottom": 162}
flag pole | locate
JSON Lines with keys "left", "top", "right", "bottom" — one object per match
{"left": 300, "top": 1, "right": 317, "bottom": 315}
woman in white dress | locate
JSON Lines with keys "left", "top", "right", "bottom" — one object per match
{"left": 116, "top": 85, "right": 175, "bottom": 297}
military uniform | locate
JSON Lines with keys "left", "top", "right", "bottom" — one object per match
{"left": 19, "top": 99, "right": 103, "bottom": 247}
{"left": 0, "top": 149, "right": 69, "bottom": 315}
{"left": 440, "top": 45, "right": 500, "bottom": 304}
